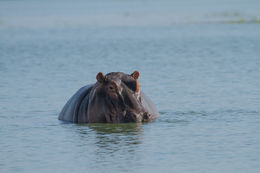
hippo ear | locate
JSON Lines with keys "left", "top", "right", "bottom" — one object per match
{"left": 131, "top": 70, "right": 139, "bottom": 80}
{"left": 96, "top": 72, "right": 105, "bottom": 83}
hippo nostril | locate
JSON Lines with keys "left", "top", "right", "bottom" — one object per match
{"left": 143, "top": 112, "right": 151, "bottom": 120}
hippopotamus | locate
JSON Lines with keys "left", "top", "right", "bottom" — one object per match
{"left": 58, "top": 71, "right": 159, "bottom": 123}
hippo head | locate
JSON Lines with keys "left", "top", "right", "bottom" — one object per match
{"left": 93, "top": 71, "right": 151, "bottom": 123}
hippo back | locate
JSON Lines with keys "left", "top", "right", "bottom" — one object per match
{"left": 58, "top": 84, "right": 93, "bottom": 123}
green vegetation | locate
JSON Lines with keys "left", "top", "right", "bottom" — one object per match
{"left": 210, "top": 11, "right": 260, "bottom": 24}
{"left": 228, "top": 18, "right": 260, "bottom": 24}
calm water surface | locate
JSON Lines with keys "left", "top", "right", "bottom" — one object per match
{"left": 0, "top": 0, "right": 260, "bottom": 173}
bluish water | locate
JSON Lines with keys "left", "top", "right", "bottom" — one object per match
{"left": 0, "top": 0, "right": 260, "bottom": 173}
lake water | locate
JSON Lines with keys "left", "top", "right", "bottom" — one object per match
{"left": 0, "top": 0, "right": 260, "bottom": 172}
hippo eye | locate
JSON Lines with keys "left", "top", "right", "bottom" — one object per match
{"left": 109, "top": 86, "right": 114, "bottom": 90}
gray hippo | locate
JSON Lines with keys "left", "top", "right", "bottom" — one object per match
{"left": 58, "top": 71, "right": 159, "bottom": 123}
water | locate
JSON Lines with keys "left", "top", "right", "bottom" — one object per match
{"left": 0, "top": 0, "right": 260, "bottom": 172}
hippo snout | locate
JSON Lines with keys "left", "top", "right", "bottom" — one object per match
{"left": 128, "top": 111, "right": 152, "bottom": 122}
{"left": 143, "top": 112, "right": 152, "bottom": 122}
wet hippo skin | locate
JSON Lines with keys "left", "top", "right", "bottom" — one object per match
{"left": 59, "top": 71, "right": 159, "bottom": 123}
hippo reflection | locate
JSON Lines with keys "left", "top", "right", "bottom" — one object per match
{"left": 59, "top": 71, "right": 159, "bottom": 123}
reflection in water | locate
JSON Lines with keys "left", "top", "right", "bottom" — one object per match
{"left": 74, "top": 123, "right": 144, "bottom": 171}
{"left": 87, "top": 123, "right": 143, "bottom": 135}
{"left": 90, "top": 123, "right": 142, "bottom": 153}
{"left": 76, "top": 123, "right": 143, "bottom": 146}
